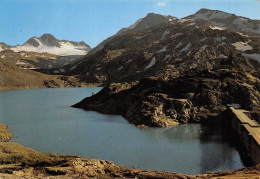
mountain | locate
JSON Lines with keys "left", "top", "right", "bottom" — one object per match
{"left": 64, "top": 9, "right": 260, "bottom": 84}
{"left": 10, "top": 34, "right": 91, "bottom": 56}
{"left": 0, "top": 42, "right": 11, "bottom": 51}
{"left": 72, "top": 9, "right": 260, "bottom": 129}
{"left": 0, "top": 34, "right": 92, "bottom": 70}
{"left": 181, "top": 8, "right": 260, "bottom": 34}
{"left": 116, "top": 13, "right": 178, "bottom": 36}
{"left": 88, "top": 13, "right": 177, "bottom": 55}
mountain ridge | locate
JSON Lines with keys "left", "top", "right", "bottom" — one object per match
{"left": 0, "top": 34, "right": 91, "bottom": 56}
{"left": 64, "top": 8, "right": 260, "bottom": 84}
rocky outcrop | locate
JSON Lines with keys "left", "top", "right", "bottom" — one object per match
{"left": 73, "top": 69, "right": 260, "bottom": 127}
{"left": 0, "top": 124, "right": 14, "bottom": 142}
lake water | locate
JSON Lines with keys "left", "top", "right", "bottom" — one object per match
{"left": 0, "top": 88, "right": 248, "bottom": 174}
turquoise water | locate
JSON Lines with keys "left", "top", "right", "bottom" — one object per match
{"left": 0, "top": 88, "right": 246, "bottom": 174}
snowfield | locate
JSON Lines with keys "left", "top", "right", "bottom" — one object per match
{"left": 11, "top": 41, "right": 90, "bottom": 56}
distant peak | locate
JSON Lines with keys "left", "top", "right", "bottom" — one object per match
{"left": 145, "top": 12, "right": 165, "bottom": 18}
{"left": 38, "top": 33, "right": 60, "bottom": 47}
{"left": 195, "top": 8, "right": 231, "bottom": 15}
{"left": 40, "top": 33, "right": 57, "bottom": 41}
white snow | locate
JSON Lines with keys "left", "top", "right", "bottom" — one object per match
{"left": 60, "top": 69, "right": 65, "bottom": 73}
{"left": 227, "top": 104, "right": 241, "bottom": 109}
{"left": 178, "top": 19, "right": 191, "bottom": 23}
{"left": 1, "top": 55, "right": 6, "bottom": 59}
{"left": 216, "top": 36, "right": 226, "bottom": 41}
{"left": 217, "top": 54, "right": 227, "bottom": 58}
{"left": 48, "top": 64, "right": 53, "bottom": 68}
{"left": 170, "top": 33, "right": 183, "bottom": 38}
{"left": 242, "top": 53, "right": 260, "bottom": 64}
{"left": 175, "top": 42, "right": 182, "bottom": 49}
{"left": 12, "top": 42, "right": 90, "bottom": 56}
{"left": 20, "top": 53, "right": 26, "bottom": 56}
{"left": 144, "top": 57, "right": 156, "bottom": 70}
{"left": 161, "top": 30, "right": 170, "bottom": 40}
{"left": 117, "top": 66, "right": 123, "bottom": 71}
{"left": 232, "top": 42, "right": 253, "bottom": 51}
{"left": 136, "top": 71, "right": 141, "bottom": 73}
{"left": 180, "top": 42, "right": 192, "bottom": 52}
{"left": 70, "top": 65, "right": 77, "bottom": 71}
{"left": 163, "top": 54, "right": 170, "bottom": 61}
{"left": 219, "top": 42, "right": 226, "bottom": 46}
{"left": 188, "top": 23, "right": 196, "bottom": 26}
{"left": 136, "top": 35, "right": 146, "bottom": 40}
{"left": 156, "top": 45, "right": 168, "bottom": 53}
{"left": 125, "top": 59, "right": 132, "bottom": 64}
{"left": 201, "top": 45, "right": 208, "bottom": 51}
{"left": 53, "top": 70, "right": 60, "bottom": 74}
{"left": 200, "top": 37, "right": 207, "bottom": 42}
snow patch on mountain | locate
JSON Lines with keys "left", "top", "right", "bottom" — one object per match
{"left": 156, "top": 45, "right": 168, "bottom": 53}
{"left": 180, "top": 42, "right": 192, "bottom": 52}
{"left": 218, "top": 54, "right": 227, "bottom": 58}
{"left": 145, "top": 57, "right": 156, "bottom": 70}
{"left": 163, "top": 54, "right": 170, "bottom": 61}
{"left": 232, "top": 42, "right": 253, "bottom": 51}
{"left": 216, "top": 36, "right": 226, "bottom": 41}
{"left": 178, "top": 19, "right": 191, "bottom": 23}
{"left": 12, "top": 42, "right": 89, "bottom": 56}
{"left": 136, "top": 35, "right": 146, "bottom": 40}
{"left": 161, "top": 30, "right": 170, "bottom": 40}
{"left": 126, "top": 59, "right": 133, "bottom": 64}
{"left": 117, "top": 66, "right": 123, "bottom": 71}
{"left": 175, "top": 42, "right": 182, "bottom": 49}
{"left": 170, "top": 33, "right": 183, "bottom": 38}
{"left": 70, "top": 65, "right": 77, "bottom": 71}
{"left": 201, "top": 45, "right": 208, "bottom": 51}
{"left": 200, "top": 37, "right": 207, "bottom": 42}
{"left": 242, "top": 53, "right": 260, "bottom": 64}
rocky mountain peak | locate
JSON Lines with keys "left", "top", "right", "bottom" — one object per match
{"left": 39, "top": 33, "right": 60, "bottom": 47}
{"left": 117, "top": 12, "right": 177, "bottom": 36}
{"left": 24, "top": 37, "right": 40, "bottom": 47}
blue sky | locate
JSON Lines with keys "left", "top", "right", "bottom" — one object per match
{"left": 0, "top": 0, "right": 259, "bottom": 48}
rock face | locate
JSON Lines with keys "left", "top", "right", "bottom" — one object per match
{"left": 66, "top": 9, "right": 260, "bottom": 83}
{"left": 73, "top": 69, "right": 260, "bottom": 127}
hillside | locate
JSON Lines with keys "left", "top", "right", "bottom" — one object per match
{"left": 65, "top": 9, "right": 260, "bottom": 84}
{"left": 0, "top": 58, "right": 65, "bottom": 90}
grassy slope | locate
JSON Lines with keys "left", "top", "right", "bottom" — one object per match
{"left": 0, "top": 59, "right": 64, "bottom": 90}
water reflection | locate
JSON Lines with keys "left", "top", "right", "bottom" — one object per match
{"left": 0, "top": 88, "right": 249, "bottom": 174}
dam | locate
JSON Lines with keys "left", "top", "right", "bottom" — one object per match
{"left": 229, "top": 107, "right": 260, "bottom": 165}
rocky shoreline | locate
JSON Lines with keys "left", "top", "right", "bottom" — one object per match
{"left": 73, "top": 69, "right": 260, "bottom": 127}
{"left": 0, "top": 123, "right": 260, "bottom": 178}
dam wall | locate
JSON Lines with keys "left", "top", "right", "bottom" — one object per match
{"left": 229, "top": 107, "right": 260, "bottom": 165}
